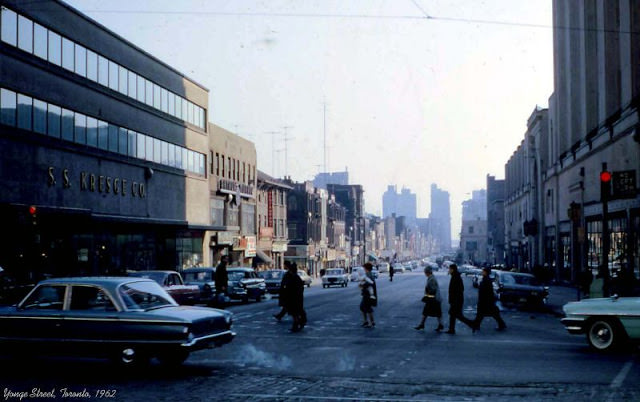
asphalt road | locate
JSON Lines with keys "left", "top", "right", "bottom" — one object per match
{"left": 2, "top": 270, "right": 640, "bottom": 401}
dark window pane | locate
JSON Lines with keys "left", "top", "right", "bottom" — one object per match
{"left": 118, "top": 65, "right": 127, "bottom": 95}
{"left": 0, "top": 88, "right": 17, "bottom": 126}
{"left": 48, "top": 31, "right": 61, "bottom": 66}
{"left": 153, "top": 84, "right": 161, "bottom": 109}
{"left": 145, "top": 79, "right": 153, "bottom": 106}
{"left": 62, "top": 37, "right": 74, "bottom": 71}
{"left": 136, "top": 75, "right": 145, "bottom": 103}
{"left": 118, "top": 127, "right": 128, "bottom": 155}
{"left": 74, "top": 112, "right": 86, "bottom": 144}
{"left": 108, "top": 60, "right": 118, "bottom": 91}
{"left": 47, "top": 104, "right": 61, "bottom": 138}
{"left": 1, "top": 7, "right": 17, "bottom": 46}
{"left": 128, "top": 71, "right": 137, "bottom": 98}
{"left": 98, "top": 55, "right": 108, "bottom": 86}
{"left": 33, "top": 99, "right": 47, "bottom": 134}
{"left": 86, "top": 49, "right": 98, "bottom": 81}
{"left": 61, "top": 108, "right": 73, "bottom": 141}
{"left": 33, "top": 23, "right": 47, "bottom": 59}
{"left": 17, "top": 94, "right": 32, "bottom": 130}
{"left": 129, "top": 130, "right": 138, "bottom": 158}
{"left": 17, "top": 15, "right": 33, "bottom": 53}
{"left": 98, "top": 120, "right": 108, "bottom": 150}
{"left": 75, "top": 44, "right": 86, "bottom": 77}
{"left": 86, "top": 116, "right": 97, "bottom": 147}
{"left": 137, "top": 133, "right": 146, "bottom": 159}
{"left": 108, "top": 124, "right": 118, "bottom": 152}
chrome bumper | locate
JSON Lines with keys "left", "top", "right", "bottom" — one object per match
{"left": 181, "top": 330, "right": 236, "bottom": 350}
{"left": 560, "top": 317, "right": 587, "bottom": 334}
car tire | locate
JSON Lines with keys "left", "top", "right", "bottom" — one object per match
{"left": 157, "top": 350, "right": 189, "bottom": 366}
{"left": 255, "top": 294, "right": 262, "bottom": 302}
{"left": 587, "top": 318, "right": 625, "bottom": 351}
{"left": 242, "top": 296, "right": 249, "bottom": 303}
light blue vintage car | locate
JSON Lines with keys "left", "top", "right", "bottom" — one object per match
{"left": 561, "top": 296, "right": 640, "bottom": 351}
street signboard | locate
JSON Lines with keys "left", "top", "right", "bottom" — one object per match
{"left": 612, "top": 170, "right": 636, "bottom": 199}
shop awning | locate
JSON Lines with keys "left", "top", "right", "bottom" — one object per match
{"left": 254, "top": 249, "right": 273, "bottom": 264}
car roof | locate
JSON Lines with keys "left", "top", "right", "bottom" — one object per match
{"left": 183, "top": 267, "right": 216, "bottom": 272}
{"left": 227, "top": 267, "right": 254, "bottom": 271}
{"left": 39, "top": 276, "right": 153, "bottom": 286}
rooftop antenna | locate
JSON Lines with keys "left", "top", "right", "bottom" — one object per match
{"left": 282, "top": 126, "right": 293, "bottom": 177}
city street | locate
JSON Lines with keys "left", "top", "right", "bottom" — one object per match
{"left": 2, "top": 271, "right": 640, "bottom": 401}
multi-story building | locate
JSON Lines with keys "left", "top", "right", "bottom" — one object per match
{"left": 502, "top": 3, "right": 640, "bottom": 291}
{"left": 313, "top": 170, "right": 348, "bottom": 189}
{"left": 327, "top": 183, "right": 365, "bottom": 264}
{"left": 207, "top": 124, "right": 257, "bottom": 267}
{"left": 326, "top": 194, "right": 347, "bottom": 268}
{"left": 382, "top": 185, "right": 417, "bottom": 223}
{"left": 460, "top": 190, "right": 488, "bottom": 264}
{"left": 0, "top": 0, "right": 211, "bottom": 286}
{"left": 256, "top": 170, "right": 292, "bottom": 270}
{"left": 487, "top": 175, "right": 506, "bottom": 266}
{"left": 429, "top": 184, "right": 452, "bottom": 253}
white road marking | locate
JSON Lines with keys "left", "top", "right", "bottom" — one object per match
{"left": 610, "top": 360, "right": 633, "bottom": 388}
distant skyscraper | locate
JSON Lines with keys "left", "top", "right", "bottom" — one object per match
{"left": 429, "top": 184, "right": 452, "bottom": 252}
{"left": 382, "top": 185, "right": 416, "bottom": 223}
{"left": 313, "top": 171, "right": 349, "bottom": 189}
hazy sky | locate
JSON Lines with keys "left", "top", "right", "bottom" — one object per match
{"left": 64, "top": 0, "right": 554, "bottom": 240}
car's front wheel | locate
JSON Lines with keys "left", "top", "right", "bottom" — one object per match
{"left": 587, "top": 318, "right": 624, "bottom": 351}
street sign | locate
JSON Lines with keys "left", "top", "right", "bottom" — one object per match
{"left": 612, "top": 170, "right": 636, "bottom": 199}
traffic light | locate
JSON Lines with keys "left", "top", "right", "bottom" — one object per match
{"left": 600, "top": 168, "right": 611, "bottom": 202}
{"left": 28, "top": 205, "right": 37, "bottom": 225}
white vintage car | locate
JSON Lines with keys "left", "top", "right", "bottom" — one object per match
{"left": 561, "top": 296, "right": 640, "bottom": 351}
{"left": 322, "top": 268, "right": 349, "bottom": 288}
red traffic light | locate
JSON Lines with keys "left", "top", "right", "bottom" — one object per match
{"left": 600, "top": 171, "right": 612, "bottom": 183}
{"left": 28, "top": 205, "right": 37, "bottom": 215}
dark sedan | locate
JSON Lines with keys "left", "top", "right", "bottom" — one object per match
{"left": 0, "top": 277, "right": 235, "bottom": 366}
{"left": 493, "top": 271, "right": 549, "bottom": 307}
{"left": 258, "top": 269, "right": 286, "bottom": 295}
{"left": 227, "top": 267, "right": 267, "bottom": 302}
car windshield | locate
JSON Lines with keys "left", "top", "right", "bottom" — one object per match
{"left": 183, "top": 271, "right": 213, "bottom": 282}
{"left": 260, "top": 271, "right": 284, "bottom": 280}
{"left": 129, "top": 271, "right": 165, "bottom": 284}
{"left": 118, "top": 280, "right": 176, "bottom": 311}
{"left": 228, "top": 272, "right": 245, "bottom": 281}
{"left": 513, "top": 275, "right": 541, "bottom": 286}
{"left": 326, "top": 269, "right": 343, "bottom": 275}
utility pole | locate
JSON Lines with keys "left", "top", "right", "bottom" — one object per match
{"left": 323, "top": 102, "right": 327, "bottom": 174}
{"left": 282, "top": 126, "right": 293, "bottom": 177}
{"left": 266, "top": 131, "right": 281, "bottom": 177}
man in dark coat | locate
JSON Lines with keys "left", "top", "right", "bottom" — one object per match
{"left": 472, "top": 267, "right": 506, "bottom": 331}
{"left": 446, "top": 264, "right": 474, "bottom": 334}
{"left": 214, "top": 256, "right": 229, "bottom": 306}
{"left": 281, "top": 261, "right": 305, "bottom": 332}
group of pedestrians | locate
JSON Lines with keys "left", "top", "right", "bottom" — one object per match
{"left": 415, "top": 264, "right": 506, "bottom": 334}
{"left": 273, "top": 261, "right": 307, "bottom": 332}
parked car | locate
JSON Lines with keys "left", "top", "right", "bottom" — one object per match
{"left": 182, "top": 267, "right": 219, "bottom": 305}
{"left": 322, "top": 268, "right": 349, "bottom": 288}
{"left": 392, "top": 263, "right": 405, "bottom": 274}
{"left": 377, "top": 262, "right": 390, "bottom": 273}
{"left": 0, "top": 277, "right": 235, "bottom": 365}
{"left": 350, "top": 266, "right": 364, "bottom": 282}
{"left": 562, "top": 296, "right": 640, "bottom": 351}
{"left": 128, "top": 270, "right": 199, "bottom": 305}
{"left": 492, "top": 271, "right": 549, "bottom": 306}
{"left": 227, "top": 267, "right": 266, "bottom": 302}
{"left": 258, "top": 269, "right": 286, "bottom": 294}
{"left": 297, "top": 270, "right": 313, "bottom": 287}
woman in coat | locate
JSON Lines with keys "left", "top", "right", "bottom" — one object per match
{"left": 281, "top": 261, "right": 305, "bottom": 332}
{"left": 359, "top": 263, "right": 377, "bottom": 328}
{"left": 415, "top": 266, "right": 444, "bottom": 332}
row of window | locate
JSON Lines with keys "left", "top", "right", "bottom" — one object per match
{"left": 0, "top": 87, "right": 205, "bottom": 175}
{"left": 1, "top": 6, "right": 206, "bottom": 130}
{"left": 210, "top": 151, "right": 255, "bottom": 186}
